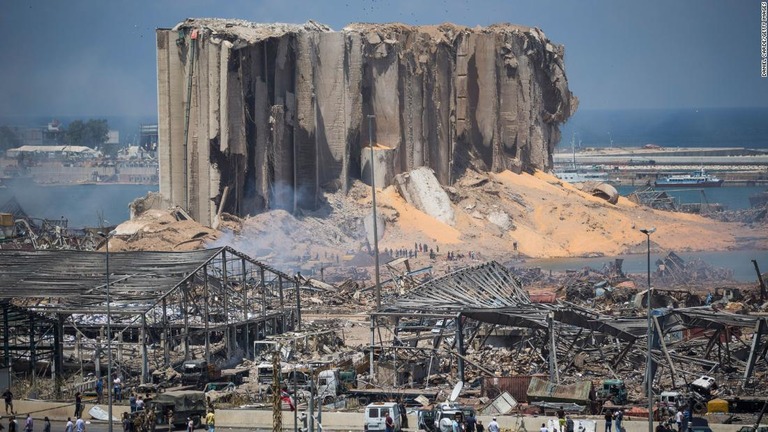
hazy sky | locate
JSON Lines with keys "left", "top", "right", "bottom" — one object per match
{"left": 1, "top": 0, "right": 766, "bottom": 117}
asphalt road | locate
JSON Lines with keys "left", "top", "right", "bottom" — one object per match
{"left": 1, "top": 420, "right": 257, "bottom": 432}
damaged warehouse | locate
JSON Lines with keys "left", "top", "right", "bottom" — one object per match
{"left": 0, "top": 247, "right": 299, "bottom": 397}
{"left": 369, "top": 261, "right": 768, "bottom": 415}
{"left": 156, "top": 19, "right": 577, "bottom": 225}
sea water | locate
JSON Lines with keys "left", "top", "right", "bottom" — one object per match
{"left": 616, "top": 185, "right": 766, "bottom": 210}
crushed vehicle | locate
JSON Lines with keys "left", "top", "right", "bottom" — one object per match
{"left": 688, "top": 375, "right": 717, "bottom": 412}
{"left": 317, "top": 368, "right": 437, "bottom": 405}
{"left": 181, "top": 360, "right": 221, "bottom": 390}
{"left": 596, "top": 379, "right": 628, "bottom": 406}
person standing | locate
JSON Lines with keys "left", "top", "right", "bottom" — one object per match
{"left": 8, "top": 416, "right": 17, "bottom": 432}
{"left": 186, "top": 418, "right": 194, "bottom": 432}
{"left": 604, "top": 410, "right": 613, "bottom": 432}
{"left": 23, "top": 414, "right": 32, "bottom": 432}
{"left": 65, "top": 418, "right": 74, "bottom": 432}
{"left": 451, "top": 414, "right": 461, "bottom": 432}
{"left": 148, "top": 410, "right": 157, "bottom": 432}
{"left": 2, "top": 389, "right": 13, "bottom": 415}
{"left": 95, "top": 378, "right": 103, "bottom": 404}
{"left": 113, "top": 376, "right": 122, "bottom": 402}
{"left": 465, "top": 412, "right": 477, "bottom": 432}
{"left": 74, "top": 417, "right": 85, "bottom": 432}
{"left": 557, "top": 407, "right": 566, "bottom": 431}
{"left": 614, "top": 410, "right": 624, "bottom": 432}
{"left": 385, "top": 412, "right": 395, "bottom": 432}
{"left": 566, "top": 416, "right": 574, "bottom": 432}
{"left": 42, "top": 417, "right": 50, "bottom": 432}
{"left": 675, "top": 408, "right": 683, "bottom": 432}
{"left": 205, "top": 410, "right": 215, "bottom": 432}
{"left": 539, "top": 423, "right": 548, "bottom": 432}
{"left": 487, "top": 418, "right": 500, "bottom": 432}
{"left": 74, "top": 393, "right": 83, "bottom": 418}
{"left": 398, "top": 401, "right": 408, "bottom": 429}
{"left": 476, "top": 421, "right": 485, "bottom": 432}
{"left": 121, "top": 413, "right": 131, "bottom": 432}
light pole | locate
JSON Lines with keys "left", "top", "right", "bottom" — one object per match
{"left": 640, "top": 227, "right": 656, "bottom": 432}
{"left": 98, "top": 230, "right": 116, "bottom": 432}
{"left": 367, "top": 114, "right": 381, "bottom": 310}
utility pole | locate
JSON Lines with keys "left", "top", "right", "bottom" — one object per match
{"left": 367, "top": 114, "right": 381, "bottom": 310}
{"left": 640, "top": 227, "right": 656, "bottom": 432}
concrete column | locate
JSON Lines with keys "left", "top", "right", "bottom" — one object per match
{"left": 222, "top": 250, "right": 231, "bottom": 358}
{"left": 141, "top": 314, "right": 148, "bottom": 384}
{"left": 204, "top": 265, "right": 211, "bottom": 362}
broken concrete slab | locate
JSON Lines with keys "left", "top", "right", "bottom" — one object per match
{"left": 480, "top": 391, "right": 518, "bottom": 415}
{"left": 394, "top": 167, "right": 456, "bottom": 226}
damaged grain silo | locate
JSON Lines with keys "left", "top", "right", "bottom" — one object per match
{"left": 156, "top": 19, "right": 577, "bottom": 225}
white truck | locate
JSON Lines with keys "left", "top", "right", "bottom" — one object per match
{"left": 364, "top": 402, "right": 402, "bottom": 432}
{"left": 316, "top": 369, "right": 438, "bottom": 405}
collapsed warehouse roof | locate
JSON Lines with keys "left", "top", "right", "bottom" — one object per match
{"left": 371, "top": 261, "right": 768, "bottom": 402}
{"left": 0, "top": 247, "right": 300, "bottom": 393}
{"left": 0, "top": 247, "right": 292, "bottom": 315}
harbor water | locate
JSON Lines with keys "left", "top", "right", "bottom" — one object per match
{"left": 0, "top": 182, "right": 158, "bottom": 228}
{"left": 616, "top": 185, "right": 766, "bottom": 210}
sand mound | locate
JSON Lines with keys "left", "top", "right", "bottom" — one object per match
{"left": 111, "top": 170, "right": 768, "bottom": 267}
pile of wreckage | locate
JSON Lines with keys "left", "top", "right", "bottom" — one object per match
{"left": 361, "top": 260, "right": 768, "bottom": 419}
{"left": 180, "top": 254, "right": 768, "bottom": 417}
{"left": 0, "top": 197, "right": 103, "bottom": 250}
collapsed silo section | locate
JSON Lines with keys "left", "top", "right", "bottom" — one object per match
{"left": 156, "top": 20, "right": 577, "bottom": 226}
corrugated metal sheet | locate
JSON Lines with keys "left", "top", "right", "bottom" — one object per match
{"left": 526, "top": 377, "right": 592, "bottom": 403}
{"left": 482, "top": 375, "right": 543, "bottom": 403}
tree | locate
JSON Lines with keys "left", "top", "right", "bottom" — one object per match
{"left": 65, "top": 119, "right": 109, "bottom": 148}
{"left": 0, "top": 126, "right": 21, "bottom": 152}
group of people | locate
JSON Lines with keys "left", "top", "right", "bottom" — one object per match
{"left": 671, "top": 407, "right": 693, "bottom": 432}
{"left": 3, "top": 414, "right": 53, "bottom": 432}
{"left": 64, "top": 416, "right": 87, "bottom": 432}
{"left": 92, "top": 375, "right": 124, "bottom": 405}
{"left": 555, "top": 406, "right": 575, "bottom": 432}
{"left": 603, "top": 409, "right": 625, "bottom": 432}
{"left": 434, "top": 411, "right": 493, "bottom": 432}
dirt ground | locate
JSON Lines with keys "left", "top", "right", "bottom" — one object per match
{"left": 373, "top": 170, "right": 767, "bottom": 258}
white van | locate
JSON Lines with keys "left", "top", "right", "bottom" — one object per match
{"left": 364, "top": 402, "right": 402, "bottom": 432}
{"left": 659, "top": 391, "right": 682, "bottom": 415}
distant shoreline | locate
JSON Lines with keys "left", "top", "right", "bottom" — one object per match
{"left": 0, "top": 178, "right": 158, "bottom": 187}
